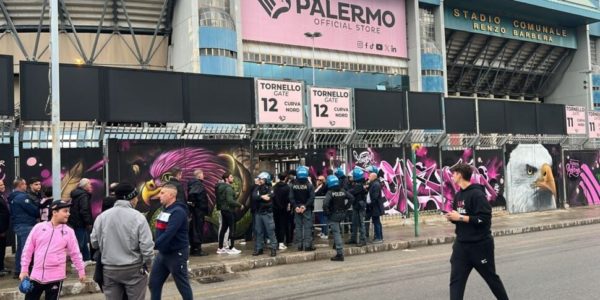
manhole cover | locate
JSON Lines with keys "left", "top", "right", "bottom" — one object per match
{"left": 197, "top": 276, "right": 225, "bottom": 284}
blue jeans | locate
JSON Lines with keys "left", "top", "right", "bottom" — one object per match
{"left": 149, "top": 250, "right": 193, "bottom": 300}
{"left": 319, "top": 212, "right": 329, "bottom": 235}
{"left": 254, "top": 212, "right": 277, "bottom": 251}
{"left": 372, "top": 216, "right": 383, "bottom": 241}
{"left": 294, "top": 210, "right": 313, "bottom": 249}
{"left": 74, "top": 227, "right": 91, "bottom": 261}
{"left": 329, "top": 220, "right": 343, "bottom": 256}
{"left": 351, "top": 208, "right": 366, "bottom": 243}
{"left": 14, "top": 224, "right": 33, "bottom": 274}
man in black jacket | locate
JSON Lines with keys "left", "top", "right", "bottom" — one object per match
{"left": 272, "top": 173, "right": 291, "bottom": 249}
{"left": 69, "top": 178, "right": 94, "bottom": 264}
{"left": 187, "top": 169, "right": 209, "bottom": 256}
{"left": 367, "top": 171, "right": 385, "bottom": 243}
{"left": 26, "top": 177, "right": 42, "bottom": 206}
{"left": 252, "top": 172, "right": 277, "bottom": 257}
{"left": 0, "top": 180, "right": 9, "bottom": 276}
{"left": 445, "top": 163, "right": 508, "bottom": 300}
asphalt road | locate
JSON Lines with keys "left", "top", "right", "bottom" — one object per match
{"left": 67, "top": 223, "right": 600, "bottom": 299}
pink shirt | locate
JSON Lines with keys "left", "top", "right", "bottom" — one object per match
{"left": 21, "top": 221, "right": 85, "bottom": 283}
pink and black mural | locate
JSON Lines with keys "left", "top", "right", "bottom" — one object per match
{"left": 350, "top": 147, "right": 506, "bottom": 215}
{"left": 19, "top": 147, "right": 106, "bottom": 218}
{"left": 108, "top": 140, "right": 253, "bottom": 242}
{"left": 505, "top": 144, "right": 562, "bottom": 213}
{"left": 0, "top": 143, "right": 14, "bottom": 195}
{"left": 564, "top": 150, "right": 600, "bottom": 207}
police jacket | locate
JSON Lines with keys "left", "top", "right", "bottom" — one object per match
{"left": 323, "top": 187, "right": 354, "bottom": 222}
{"left": 349, "top": 181, "right": 367, "bottom": 210}
{"left": 9, "top": 190, "right": 39, "bottom": 227}
{"left": 289, "top": 179, "right": 315, "bottom": 210}
{"left": 252, "top": 184, "right": 274, "bottom": 213}
{"left": 187, "top": 179, "right": 209, "bottom": 213}
{"left": 452, "top": 184, "right": 492, "bottom": 243}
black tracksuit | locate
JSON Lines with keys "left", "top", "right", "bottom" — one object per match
{"left": 450, "top": 184, "right": 508, "bottom": 300}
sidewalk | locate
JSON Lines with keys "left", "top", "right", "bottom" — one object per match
{"left": 2, "top": 206, "right": 600, "bottom": 299}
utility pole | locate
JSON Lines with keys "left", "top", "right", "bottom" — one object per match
{"left": 304, "top": 32, "right": 322, "bottom": 86}
{"left": 412, "top": 144, "right": 420, "bottom": 237}
{"left": 50, "top": 0, "right": 61, "bottom": 201}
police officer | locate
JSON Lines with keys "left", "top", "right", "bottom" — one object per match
{"left": 252, "top": 172, "right": 277, "bottom": 257}
{"left": 289, "top": 166, "right": 315, "bottom": 251}
{"left": 347, "top": 167, "right": 367, "bottom": 246}
{"left": 445, "top": 163, "right": 509, "bottom": 300}
{"left": 323, "top": 175, "right": 354, "bottom": 262}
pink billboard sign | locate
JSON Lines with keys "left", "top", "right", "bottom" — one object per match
{"left": 309, "top": 87, "right": 352, "bottom": 129}
{"left": 589, "top": 111, "right": 600, "bottom": 138}
{"left": 565, "top": 105, "right": 586, "bottom": 134}
{"left": 256, "top": 79, "right": 304, "bottom": 125}
{"left": 242, "top": 0, "right": 407, "bottom": 58}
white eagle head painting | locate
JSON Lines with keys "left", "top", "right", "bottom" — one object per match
{"left": 505, "top": 144, "right": 557, "bottom": 213}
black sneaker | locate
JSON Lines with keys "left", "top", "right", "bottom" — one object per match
{"left": 330, "top": 255, "right": 344, "bottom": 262}
{"left": 358, "top": 241, "right": 367, "bottom": 247}
{"left": 270, "top": 249, "right": 277, "bottom": 257}
{"left": 12, "top": 273, "right": 18, "bottom": 280}
{"left": 252, "top": 250, "right": 264, "bottom": 256}
{"left": 304, "top": 246, "right": 316, "bottom": 252}
{"left": 191, "top": 251, "right": 209, "bottom": 257}
{"left": 346, "top": 240, "right": 357, "bottom": 245}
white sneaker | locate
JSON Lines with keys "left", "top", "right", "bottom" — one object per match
{"left": 84, "top": 260, "right": 95, "bottom": 267}
{"left": 227, "top": 247, "right": 241, "bottom": 255}
{"left": 320, "top": 234, "right": 328, "bottom": 240}
{"left": 239, "top": 241, "right": 247, "bottom": 245}
{"left": 216, "top": 248, "right": 227, "bottom": 254}
{"left": 278, "top": 243, "right": 287, "bottom": 250}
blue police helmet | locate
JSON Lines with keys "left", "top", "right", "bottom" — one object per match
{"left": 19, "top": 277, "right": 33, "bottom": 294}
{"left": 257, "top": 172, "right": 271, "bottom": 182}
{"left": 326, "top": 175, "right": 340, "bottom": 189}
{"left": 366, "top": 165, "right": 379, "bottom": 174}
{"left": 352, "top": 167, "right": 365, "bottom": 181}
{"left": 296, "top": 166, "right": 309, "bottom": 180}
{"left": 334, "top": 167, "right": 345, "bottom": 178}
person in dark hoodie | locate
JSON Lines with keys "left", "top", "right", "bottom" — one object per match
{"left": 347, "top": 167, "right": 367, "bottom": 246}
{"left": 187, "top": 169, "right": 209, "bottom": 256}
{"left": 69, "top": 178, "right": 94, "bottom": 263}
{"left": 149, "top": 184, "right": 193, "bottom": 300}
{"left": 9, "top": 178, "right": 39, "bottom": 278}
{"left": 323, "top": 175, "right": 354, "bottom": 262}
{"left": 252, "top": 172, "right": 277, "bottom": 257}
{"left": 273, "top": 173, "right": 292, "bottom": 249}
{"left": 445, "top": 163, "right": 509, "bottom": 300}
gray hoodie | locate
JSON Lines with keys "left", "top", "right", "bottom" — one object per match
{"left": 91, "top": 200, "right": 154, "bottom": 269}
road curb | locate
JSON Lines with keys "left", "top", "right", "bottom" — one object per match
{"left": 1, "top": 216, "right": 600, "bottom": 299}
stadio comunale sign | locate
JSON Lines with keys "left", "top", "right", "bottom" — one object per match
{"left": 445, "top": 7, "right": 577, "bottom": 49}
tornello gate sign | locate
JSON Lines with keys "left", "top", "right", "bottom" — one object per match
{"left": 242, "top": 0, "right": 407, "bottom": 58}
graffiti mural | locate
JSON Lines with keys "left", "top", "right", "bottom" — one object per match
{"left": 108, "top": 140, "right": 253, "bottom": 242}
{"left": 350, "top": 147, "right": 506, "bottom": 215}
{"left": 505, "top": 144, "right": 561, "bottom": 213}
{"left": 564, "top": 150, "right": 600, "bottom": 207}
{"left": 0, "top": 143, "right": 14, "bottom": 197}
{"left": 19, "top": 147, "right": 106, "bottom": 218}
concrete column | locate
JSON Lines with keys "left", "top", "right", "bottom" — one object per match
{"left": 437, "top": 1, "right": 448, "bottom": 96}
{"left": 407, "top": 0, "right": 422, "bottom": 91}
{"left": 546, "top": 25, "right": 592, "bottom": 110}
{"left": 171, "top": 0, "right": 200, "bottom": 73}
{"left": 231, "top": 0, "right": 244, "bottom": 76}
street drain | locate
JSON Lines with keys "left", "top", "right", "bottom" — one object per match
{"left": 197, "top": 276, "right": 225, "bottom": 284}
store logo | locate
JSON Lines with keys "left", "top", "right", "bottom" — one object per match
{"left": 258, "top": 0, "right": 291, "bottom": 19}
